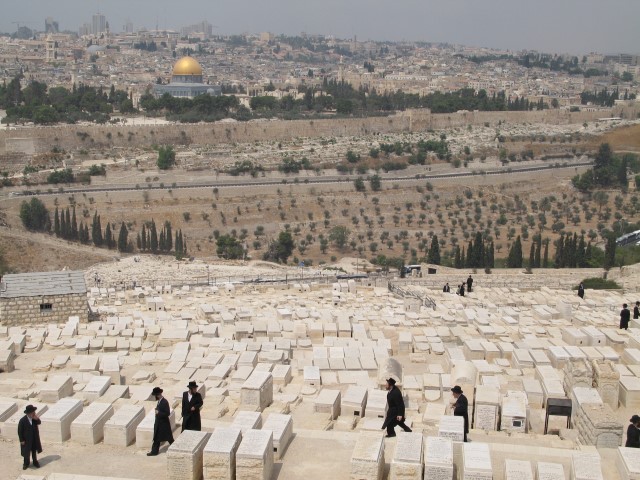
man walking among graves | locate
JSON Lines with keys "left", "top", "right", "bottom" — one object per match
{"left": 18, "top": 405, "right": 42, "bottom": 470}
{"left": 634, "top": 301, "right": 640, "bottom": 320}
{"left": 626, "top": 415, "right": 640, "bottom": 448}
{"left": 451, "top": 386, "right": 470, "bottom": 442}
{"left": 620, "top": 303, "right": 631, "bottom": 330}
{"left": 181, "top": 381, "right": 203, "bottom": 432}
{"left": 382, "top": 377, "right": 412, "bottom": 437}
{"left": 578, "top": 283, "right": 585, "bottom": 299}
{"left": 147, "top": 386, "right": 174, "bottom": 456}
{"left": 467, "top": 275, "right": 473, "bottom": 293}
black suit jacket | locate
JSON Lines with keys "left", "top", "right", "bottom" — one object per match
{"left": 181, "top": 391, "right": 203, "bottom": 431}
{"left": 627, "top": 424, "right": 640, "bottom": 448}
{"left": 385, "top": 386, "right": 405, "bottom": 418}
{"left": 18, "top": 415, "right": 42, "bottom": 457}
{"left": 153, "top": 397, "right": 173, "bottom": 442}
{"left": 453, "top": 394, "right": 469, "bottom": 433}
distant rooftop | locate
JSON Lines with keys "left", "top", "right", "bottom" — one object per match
{"left": 0, "top": 271, "right": 87, "bottom": 298}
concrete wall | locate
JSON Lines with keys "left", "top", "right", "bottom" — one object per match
{"left": 1, "top": 104, "right": 637, "bottom": 156}
{"left": 0, "top": 292, "right": 87, "bottom": 325}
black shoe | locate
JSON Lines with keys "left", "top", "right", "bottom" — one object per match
{"left": 404, "top": 428, "right": 412, "bottom": 433}
{"left": 23, "top": 465, "right": 28, "bottom": 470}
{"left": 33, "top": 461, "right": 40, "bottom": 468}
{"left": 146, "top": 452, "right": 158, "bottom": 456}
{"left": 385, "top": 434, "right": 396, "bottom": 438}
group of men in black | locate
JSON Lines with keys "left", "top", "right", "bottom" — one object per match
{"left": 443, "top": 275, "right": 473, "bottom": 297}
{"left": 620, "top": 301, "right": 640, "bottom": 330}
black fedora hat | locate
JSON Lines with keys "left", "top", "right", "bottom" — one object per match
{"left": 151, "top": 387, "right": 163, "bottom": 396}
{"left": 24, "top": 405, "right": 37, "bottom": 414}
{"left": 451, "top": 385, "right": 463, "bottom": 394}
{"left": 187, "top": 381, "right": 198, "bottom": 389}
{"left": 631, "top": 415, "right": 640, "bottom": 423}
{"left": 386, "top": 377, "right": 396, "bottom": 386}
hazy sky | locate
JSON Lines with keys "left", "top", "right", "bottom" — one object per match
{"left": 2, "top": 0, "right": 639, "bottom": 54}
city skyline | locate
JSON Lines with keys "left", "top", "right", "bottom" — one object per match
{"left": 0, "top": 0, "right": 639, "bottom": 55}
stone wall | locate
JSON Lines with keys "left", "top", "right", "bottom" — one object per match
{"left": 1, "top": 104, "right": 637, "bottom": 156}
{"left": 0, "top": 293, "right": 87, "bottom": 325}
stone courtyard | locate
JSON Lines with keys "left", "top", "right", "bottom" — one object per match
{"left": 1, "top": 260, "right": 640, "bottom": 480}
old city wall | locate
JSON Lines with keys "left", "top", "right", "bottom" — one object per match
{"left": 0, "top": 293, "right": 88, "bottom": 326}
{"left": 1, "top": 104, "right": 637, "bottom": 156}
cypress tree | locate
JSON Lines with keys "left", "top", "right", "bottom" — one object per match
{"left": 117, "top": 222, "right": 128, "bottom": 252}
{"left": 454, "top": 245, "right": 462, "bottom": 269}
{"left": 529, "top": 242, "right": 535, "bottom": 269}
{"left": 71, "top": 207, "right": 78, "bottom": 240}
{"left": 534, "top": 235, "right": 542, "bottom": 268}
{"left": 159, "top": 230, "right": 165, "bottom": 252}
{"left": 465, "top": 240, "right": 472, "bottom": 268}
{"left": 165, "top": 221, "right": 172, "bottom": 252}
{"left": 84, "top": 223, "right": 90, "bottom": 244}
{"left": 141, "top": 224, "right": 147, "bottom": 251}
{"left": 92, "top": 212, "right": 103, "bottom": 246}
{"left": 54, "top": 207, "right": 60, "bottom": 237}
{"left": 150, "top": 220, "right": 158, "bottom": 253}
{"left": 543, "top": 238, "right": 550, "bottom": 267}
{"left": 64, "top": 208, "right": 71, "bottom": 239}
{"left": 473, "top": 232, "right": 484, "bottom": 268}
{"left": 136, "top": 233, "right": 142, "bottom": 250}
{"left": 555, "top": 233, "right": 565, "bottom": 268}
{"left": 60, "top": 210, "right": 67, "bottom": 239}
{"left": 604, "top": 234, "right": 616, "bottom": 270}
{"left": 507, "top": 236, "right": 523, "bottom": 268}
{"left": 105, "top": 223, "right": 113, "bottom": 249}
{"left": 486, "top": 241, "right": 495, "bottom": 269}
{"left": 427, "top": 235, "right": 440, "bottom": 265}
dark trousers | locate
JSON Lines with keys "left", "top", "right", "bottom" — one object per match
{"left": 151, "top": 438, "right": 173, "bottom": 454}
{"left": 386, "top": 417, "right": 412, "bottom": 436}
{"left": 23, "top": 448, "right": 38, "bottom": 467}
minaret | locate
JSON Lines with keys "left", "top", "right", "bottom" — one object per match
{"left": 338, "top": 56, "right": 345, "bottom": 83}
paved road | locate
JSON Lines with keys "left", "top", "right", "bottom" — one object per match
{"left": 3, "top": 160, "right": 592, "bottom": 198}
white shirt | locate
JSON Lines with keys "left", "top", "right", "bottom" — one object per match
{"left": 188, "top": 393, "right": 192, "bottom": 402}
{"left": 27, "top": 416, "right": 32, "bottom": 425}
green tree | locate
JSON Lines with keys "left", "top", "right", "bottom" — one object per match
{"left": 149, "top": 220, "right": 158, "bottom": 252}
{"left": 157, "top": 146, "right": 176, "bottom": 170}
{"left": 54, "top": 207, "right": 60, "bottom": 237}
{"left": 263, "top": 231, "right": 295, "bottom": 264}
{"left": 507, "top": 236, "right": 523, "bottom": 268}
{"left": 427, "top": 235, "right": 441, "bottom": 265}
{"left": 369, "top": 174, "right": 382, "bottom": 191}
{"left": 603, "top": 234, "right": 616, "bottom": 270}
{"left": 117, "top": 222, "right": 129, "bottom": 252}
{"left": 105, "top": 223, "right": 114, "bottom": 249}
{"left": 354, "top": 177, "right": 366, "bottom": 192}
{"left": 216, "top": 234, "right": 244, "bottom": 259}
{"left": 19, "top": 198, "right": 50, "bottom": 232}
{"left": 329, "top": 226, "right": 350, "bottom": 249}
{"left": 92, "top": 212, "right": 103, "bottom": 246}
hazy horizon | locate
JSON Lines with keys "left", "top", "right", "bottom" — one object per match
{"left": 1, "top": 0, "right": 639, "bottom": 55}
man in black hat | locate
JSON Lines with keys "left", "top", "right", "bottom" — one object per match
{"left": 381, "top": 378, "right": 412, "bottom": 437}
{"left": 634, "top": 301, "right": 639, "bottom": 320}
{"left": 627, "top": 415, "right": 640, "bottom": 448}
{"left": 147, "top": 387, "right": 174, "bottom": 456}
{"left": 181, "top": 381, "right": 203, "bottom": 432}
{"left": 621, "top": 304, "right": 631, "bottom": 330}
{"left": 18, "top": 405, "right": 42, "bottom": 470}
{"left": 451, "top": 386, "right": 469, "bottom": 442}
{"left": 467, "top": 275, "right": 473, "bottom": 293}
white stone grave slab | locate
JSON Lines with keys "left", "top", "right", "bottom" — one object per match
{"left": 240, "top": 371, "right": 273, "bottom": 412}
{"left": 438, "top": 415, "right": 464, "bottom": 442}
{"left": 104, "top": 404, "right": 145, "bottom": 447}
{"left": 231, "top": 411, "right": 262, "bottom": 433}
{"left": 236, "top": 429, "right": 274, "bottom": 480}
{"left": 167, "top": 430, "right": 211, "bottom": 480}
{"left": 314, "top": 389, "right": 341, "bottom": 419}
{"left": 424, "top": 436, "right": 453, "bottom": 480}
{"left": 40, "top": 375, "right": 74, "bottom": 403}
{"left": 571, "top": 451, "right": 603, "bottom": 480}
{"left": 40, "top": 398, "right": 84, "bottom": 442}
{"left": 617, "top": 447, "right": 640, "bottom": 480}
{"left": 71, "top": 402, "right": 114, "bottom": 444}
{"left": 203, "top": 427, "right": 242, "bottom": 480}
{"left": 136, "top": 408, "right": 176, "bottom": 448}
{"left": 463, "top": 442, "right": 492, "bottom": 480}
{"left": 350, "top": 431, "right": 385, "bottom": 480}
{"left": 390, "top": 431, "right": 423, "bottom": 480}
{"left": 504, "top": 459, "right": 534, "bottom": 480}
{"left": 537, "top": 461, "right": 566, "bottom": 480}
{"left": 262, "top": 413, "right": 293, "bottom": 460}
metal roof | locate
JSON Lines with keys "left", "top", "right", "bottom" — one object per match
{"left": 0, "top": 271, "right": 87, "bottom": 298}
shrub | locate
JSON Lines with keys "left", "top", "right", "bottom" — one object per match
{"left": 576, "top": 278, "right": 622, "bottom": 290}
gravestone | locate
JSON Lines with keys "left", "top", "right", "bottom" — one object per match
{"left": 104, "top": 404, "right": 145, "bottom": 447}
{"left": 462, "top": 442, "right": 492, "bottom": 480}
{"left": 240, "top": 371, "right": 273, "bottom": 412}
{"left": 617, "top": 447, "right": 640, "bottom": 480}
{"left": 231, "top": 411, "right": 262, "bottom": 433}
{"left": 236, "top": 429, "right": 274, "bottom": 480}
{"left": 504, "top": 459, "right": 534, "bottom": 480}
{"left": 167, "top": 430, "right": 211, "bottom": 480}
{"left": 350, "top": 431, "right": 385, "bottom": 480}
{"left": 40, "top": 375, "right": 74, "bottom": 403}
{"left": 438, "top": 415, "right": 464, "bottom": 442}
{"left": 571, "top": 451, "right": 603, "bottom": 480}
{"left": 262, "top": 413, "right": 293, "bottom": 459}
{"left": 40, "top": 398, "right": 84, "bottom": 442}
{"left": 70, "top": 402, "right": 114, "bottom": 444}
{"left": 424, "top": 436, "right": 454, "bottom": 480}
{"left": 342, "top": 386, "right": 368, "bottom": 417}
{"left": 203, "top": 427, "right": 242, "bottom": 480}
{"left": 536, "top": 462, "right": 566, "bottom": 480}
{"left": 83, "top": 376, "right": 112, "bottom": 402}
{"left": 314, "top": 389, "right": 341, "bottom": 419}
{"left": 390, "top": 431, "right": 423, "bottom": 480}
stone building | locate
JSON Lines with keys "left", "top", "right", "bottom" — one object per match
{"left": 0, "top": 271, "right": 87, "bottom": 325}
{"left": 154, "top": 56, "right": 221, "bottom": 99}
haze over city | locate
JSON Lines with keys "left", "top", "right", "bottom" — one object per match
{"left": 1, "top": 0, "right": 640, "bottom": 54}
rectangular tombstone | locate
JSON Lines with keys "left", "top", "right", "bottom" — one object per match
{"left": 236, "top": 429, "right": 274, "bottom": 480}
{"left": 537, "top": 462, "right": 566, "bottom": 480}
{"left": 231, "top": 410, "right": 262, "bottom": 433}
{"left": 101, "top": 356, "right": 122, "bottom": 385}
{"left": 167, "top": 430, "right": 211, "bottom": 480}
{"left": 83, "top": 376, "right": 112, "bottom": 402}
{"left": 272, "top": 364, "right": 292, "bottom": 386}
{"left": 350, "top": 431, "right": 385, "bottom": 480}
{"left": 203, "top": 427, "right": 242, "bottom": 480}
{"left": 262, "top": 413, "right": 293, "bottom": 459}
{"left": 572, "top": 451, "right": 603, "bottom": 480}
{"left": 137, "top": 408, "right": 176, "bottom": 448}
{"left": 424, "top": 436, "right": 453, "bottom": 480}
{"left": 40, "top": 398, "right": 83, "bottom": 442}
{"left": 365, "top": 389, "right": 387, "bottom": 418}
{"left": 40, "top": 375, "right": 74, "bottom": 403}
{"left": 71, "top": 402, "right": 114, "bottom": 444}
{"left": 617, "top": 447, "right": 640, "bottom": 480}
{"left": 314, "top": 389, "right": 341, "bottom": 419}
{"left": 505, "top": 459, "right": 534, "bottom": 480}
{"left": 0, "top": 400, "right": 18, "bottom": 422}
{"left": 303, "top": 366, "right": 321, "bottom": 385}
{"left": 104, "top": 404, "right": 145, "bottom": 447}
{"left": 501, "top": 390, "right": 528, "bottom": 433}
{"left": 390, "top": 431, "right": 423, "bottom": 480}
{"left": 463, "top": 442, "right": 492, "bottom": 480}
{"left": 240, "top": 371, "right": 273, "bottom": 412}
{"left": 342, "top": 386, "right": 368, "bottom": 417}
{"left": 438, "top": 415, "right": 464, "bottom": 442}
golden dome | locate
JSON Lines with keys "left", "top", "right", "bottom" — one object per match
{"left": 172, "top": 56, "right": 203, "bottom": 76}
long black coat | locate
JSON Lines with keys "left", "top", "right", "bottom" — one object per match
{"left": 453, "top": 394, "right": 469, "bottom": 434}
{"left": 627, "top": 424, "right": 640, "bottom": 448}
{"left": 18, "top": 415, "right": 42, "bottom": 457}
{"left": 153, "top": 397, "right": 173, "bottom": 442}
{"left": 382, "top": 386, "right": 405, "bottom": 429}
{"left": 181, "top": 391, "right": 203, "bottom": 432}
{"left": 621, "top": 308, "right": 631, "bottom": 329}
{"left": 634, "top": 306, "right": 639, "bottom": 320}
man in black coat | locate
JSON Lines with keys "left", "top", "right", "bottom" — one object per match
{"left": 181, "top": 381, "right": 203, "bottom": 432}
{"left": 627, "top": 415, "right": 640, "bottom": 448}
{"left": 381, "top": 378, "right": 411, "bottom": 437}
{"left": 451, "top": 386, "right": 469, "bottom": 442}
{"left": 621, "top": 304, "right": 631, "bottom": 330}
{"left": 634, "top": 301, "right": 640, "bottom": 320}
{"left": 467, "top": 275, "right": 473, "bottom": 293}
{"left": 577, "top": 283, "right": 585, "bottom": 299}
{"left": 147, "top": 387, "right": 174, "bottom": 456}
{"left": 443, "top": 283, "right": 450, "bottom": 293}
{"left": 18, "top": 404, "right": 42, "bottom": 470}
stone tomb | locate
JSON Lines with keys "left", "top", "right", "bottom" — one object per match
{"left": 617, "top": 447, "right": 640, "bottom": 480}
{"left": 504, "top": 459, "right": 534, "bottom": 480}
{"left": 39, "top": 375, "right": 74, "bottom": 403}
{"left": 342, "top": 385, "right": 368, "bottom": 417}
{"left": 462, "top": 442, "right": 492, "bottom": 480}
{"left": 0, "top": 399, "right": 18, "bottom": 422}
{"left": 537, "top": 462, "right": 566, "bottom": 480}
{"left": 70, "top": 402, "right": 114, "bottom": 444}
{"left": 424, "top": 436, "right": 454, "bottom": 480}
{"left": 104, "top": 404, "right": 145, "bottom": 447}
{"left": 231, "top": 411, "right": 263, "bottom": 433}
{"left": 203, "top": 427, "right": 242, "bottom": 480}
{"left": 236, "top": 429, "right": 274, "bottom": 480}
{"left": 262, "top": 413, "right": 293, "bottom": 459}
{"left": 240, "top": 371, "right": 273, "bottom": 412}
{"left": 390, "top": 431, "right": 423, "bottom": 480}
{"left": 136, "top": 408, "right": 177, "bottom": 448}
{"left": 474, "top": 385, "right": 500, "bottom": 431}
{"left": 82, "top": 376, "right": 112, "bottom": 402}
{"left": 501, "top": 390, "right": 528, "bottom": 433}
{"left": 40, "top": 398, "right": 84, "bottom": 442}
{"left": 350, "top": 431, "right": 385, "bottom": 480}
{"left": 571, "top": 451, "right": 603, "bottom": 480}
{"left": 438, "top": 415, "right": 464, "bottom": 442}
{"left": 314, "top": 389, "right": 341, "bottom": 419}
{"left": 167, "top": 430, "right": 211, "bottom": 480}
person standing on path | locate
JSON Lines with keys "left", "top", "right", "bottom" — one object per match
{"left": 181, "top": 381, "right": 203, "bottom": 432}
{"left": 147, "top": 387, "right": 174, "bottom": 456}
{"left": 18, "top": 405, "right": 42, "bottom": 470}
{"left": 627, "top": 415, "right": 640, "bottom": 448}
{"left": 451, "top": 386, "right": 470, "bottom": 442}
{"left": 577, "top": 283, "right": 585, "bottom": 299}
{"left": 621, "top": 303, "right": 631, "bottom": 330}
{"left": 634, "top": 301, "right": 639, "bottom": 320}
{"left": 467, "top": 275, "right": 473, "bottom": 293}
{"left": 381, "top": 378, "right": 412, "bottom": 437}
